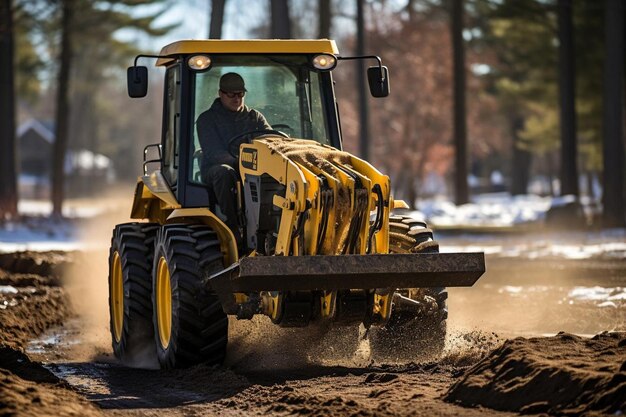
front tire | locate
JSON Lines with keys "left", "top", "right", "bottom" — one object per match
{"left": 152, "top": 224, "right": 228, "bottom": 369}
{"left": 108, "top": 222, "right": 159, "bottom": 365}
{"left": 369, "top": 215, "right": 448, "bottom": 362}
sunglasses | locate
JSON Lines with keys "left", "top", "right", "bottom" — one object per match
{"left": 220, "top": 90, "right": 245, "bottom": 98}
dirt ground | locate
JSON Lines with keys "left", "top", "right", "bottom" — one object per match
{"left": 1, "top": 243, "right": 625, "bottom": 416}
{"left": 0, "top": 251, "right": 101, "bottom": 417}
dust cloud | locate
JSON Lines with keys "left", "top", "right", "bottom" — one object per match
{"left": 441, "top": 329, "right": 502, "bottom": 367}
{"left": 226, "top": 318, "right": 503, "bottom": 370}
{"left": 63, "top": 190, "right": 133, "bottom": 361}
{"left": 225, "top": 317, "right": 370, "bottom": 371}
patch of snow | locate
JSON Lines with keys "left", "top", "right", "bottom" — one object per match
{"left": 402, "top": 194, "right": 626, "bottom": 259}
{"left": 17, "top": 200, "right": 106, "bottom": 218}
{"left": 567, "top": 286, "right": 626, "bottom": 303}
{"left": 440, "top": 245, "right": 503, "bottom": 255}
{"left": 0, "top": 220, "right": 81, "bottom": 253}
{"left": 497, "top": 285, "right": 551, "bottom": 298}
{"left": 499, "top": 285, "right": 523, "bottom": 294}
{"left": 549, "top": 242, "right": 626, "bottom": 259}
{"left": 597, "top": 301, "right": 617, "bottom": 308}
{"left": 415, "top": 193, "right": 552, "bottom": 227}
{"left": 440, "top": 235, "right": 626, "bottom": 260}
{"left": 0, "top": 286, "right": 18, "bottom": 294}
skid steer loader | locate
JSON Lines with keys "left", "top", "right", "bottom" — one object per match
{"left": 109, "top": 39, "right": 485, "bottom": 369}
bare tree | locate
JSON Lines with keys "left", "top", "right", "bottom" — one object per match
{"left": 51, "top": 0, "right": 73, "bottom": 216}
{"left": 270, "top": 0, "right": 291, "bottom": 38}
{"left": 0, "top": 0, "right": 18, "bottom": 220}
{"left": 602, "top": 0, "right": 625, "bottom": 227}
{"left": 209, "top": 0, "right": 226, "bottom": 39}
{"left": 318, "top": 0, "right": 331, "bottom": 38}
{"left": 557, "top": 0, "right": 579, "bottom": 197}
{"left": 451, "top": 0, "right": 468, "bottom": 204}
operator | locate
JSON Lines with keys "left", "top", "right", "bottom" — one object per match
{"left": 196, "top": 72, "right": 271, "bottom": 246}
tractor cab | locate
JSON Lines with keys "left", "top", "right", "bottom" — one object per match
{"left": 127, "top": 40, "right": 389, "bottom": 208}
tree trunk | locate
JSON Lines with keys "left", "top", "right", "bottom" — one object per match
{"left": 548, "top": 154, "right": 556, "bottom": 196}
{"left": 318, "top": 0, "right": 331, "bottom": 38}
{"left": 356, "top": 0, "right": 370, "bottom": 161}
{"left": 394, "top": 170, "right": 408, "bottom": 204}
{"left": 0, "top": 0, "right": 18, "bottom": 220}
{"left": 406, "top": 0, "right": 416, "bottom": 22}
{"left": 510, "top": 117, "right": 531, "bottom": 195}
{"left": 585, "top": 171, "right": 594, "bottom": 199}
{"left": 451, "top": 0, "right": 469, "bottom": 205}
{"left": 558, "top": 0, "right": 579, "bottom": 197}
{"left": 602, "top": 0, "right": 625, "bottom": 227}
{"left": 406, "top": 176, "right": 418, "bottom": 210}
{"left": 209, "top": 0, "right": 226, "bottom": 39}
{"left": 270, "top": 0, "right": 291, "bottom": 38}
{"left": 52, "top": 0, "right": 73, "bottom": 217}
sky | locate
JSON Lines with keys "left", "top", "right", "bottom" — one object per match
{"left": 119, "top": 0, "right": 359, "bottom": 53}
{"left": 122, "top": 1, "right": 282, "bottom": 51}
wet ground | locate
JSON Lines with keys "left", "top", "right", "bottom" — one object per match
{"left": 449, "top": 258, "right": 626, "bottom": 337}
{"left": 1, "top": 241, "right": 625, "bottom": 416}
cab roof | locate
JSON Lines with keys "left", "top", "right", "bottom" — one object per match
{"left": 156, "top": 39, "right": 339, "bottom": 66}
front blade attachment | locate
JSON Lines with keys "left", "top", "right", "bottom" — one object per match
{"left": 209, "top": 252, "right": 485, "bottom": 293}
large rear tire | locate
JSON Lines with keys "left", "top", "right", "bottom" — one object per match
{"left": 369, "top": 215, "right": 448, "bottom": 362}
{"left": 108, "top": 222, "right": 159, "bottom": 365}
{"left": 152, "top": 224, "right": 228, "bottom": 369}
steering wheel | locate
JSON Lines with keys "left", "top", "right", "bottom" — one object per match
{"left": 271, "top": 123, "right": 294, "bottom": 137}
{"left": 228, "top": 129, "right": 290, "bottom": 157}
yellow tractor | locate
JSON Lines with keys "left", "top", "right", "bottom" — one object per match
{"left": 108, "top": 39, "right": 484, "bottom": 369}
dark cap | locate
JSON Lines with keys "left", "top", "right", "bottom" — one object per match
{"left": 219, "top": 72, "right": 247, "bottom": 92}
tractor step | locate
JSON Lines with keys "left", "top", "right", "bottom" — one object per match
{"left": 208, "top": 252, "right": 485, "bottom": 292}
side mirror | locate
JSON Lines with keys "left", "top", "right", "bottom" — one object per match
{"left": 127, "top": 66, "right": 148, "bottom": 98}
{"left": 367, "top": 66, "right": 390, "bottom": 98}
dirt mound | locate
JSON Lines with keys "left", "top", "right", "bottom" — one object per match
{"left": 0, "top": 346, "right": 60, "bottom": 383}
{"left": 0, "top": 252, "right": 73, "bottom": 349}
{"left": 0, "top": 250, "right": 73, "bottom": 278}
{"left": 0, "top": 345, "right": 101, "bottom": 417}
{"left": 444, "top": 332, "right": 626, "bottom": 415}
{"left": 0, "top": 284, "right": 70, "bottom": 350}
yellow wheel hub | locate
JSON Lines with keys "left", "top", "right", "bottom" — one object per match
{"left": 156, "top": 256, "right": 172, "bottom": 349}
{"left": 111, "top": 251, "right": 124, "bottom": 343}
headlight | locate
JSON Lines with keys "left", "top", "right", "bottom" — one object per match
{"left": 188, "top": 55, "right": 211, "bottom": 71}
{"left": 311, "top": 54, "right": 337, "bottom": 70}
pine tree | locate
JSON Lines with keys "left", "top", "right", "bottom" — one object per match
{"left": 46, "top": 0, "right": 174, "bottom": 215}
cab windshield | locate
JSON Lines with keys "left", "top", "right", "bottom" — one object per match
{"left": 190, "top": 54, "right": 330, "bottom": 184}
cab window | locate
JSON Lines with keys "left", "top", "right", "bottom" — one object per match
{"left": 189, "top": 55, "right": 329, "bottom": 184}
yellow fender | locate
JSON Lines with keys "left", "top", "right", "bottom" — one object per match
{"left": 166, "top": 208, "right": 239, "bottom": 266}
{"left": 129, "top": 171, "right": 238, "bottom": 266}
{"left": 130, "top": 172, "right": 180, "bottom": 223}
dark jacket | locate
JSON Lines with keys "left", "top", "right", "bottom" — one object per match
{"left": 196, "top": 98, "right": 270, "bottom": 173}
